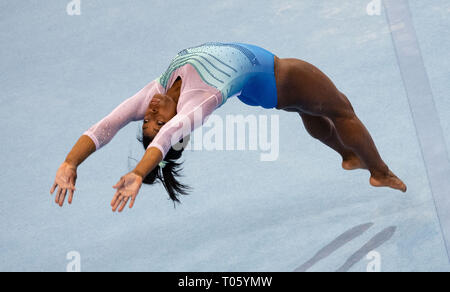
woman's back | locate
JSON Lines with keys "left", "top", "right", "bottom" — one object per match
{"left": 157, "top": 42, "right": 278, "bottom": 109}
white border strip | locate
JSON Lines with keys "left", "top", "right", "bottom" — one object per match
{"left": 384, "top": 0, "right": 450, "bottom": 261}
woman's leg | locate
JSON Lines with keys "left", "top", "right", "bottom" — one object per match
{"left": 300, "top": 113, "right": 366, "bottom": 170}
{"left": 275, "top": 58, "right": 406, "bottom": 192}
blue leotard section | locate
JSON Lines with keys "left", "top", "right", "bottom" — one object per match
{"left": 156, "top": 42, "right": 278, "bottom": 109}
{"left": 230, "top": 42, "right": 278, "bottom": 109}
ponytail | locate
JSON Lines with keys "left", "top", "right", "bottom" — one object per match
{"left": 137, "top": 134, "right": 190, "bottom": 205}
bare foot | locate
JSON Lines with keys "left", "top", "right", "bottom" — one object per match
{"left": 370, "top": 170, "right": 407, "bottom": 192}
{"left": 342, "top": 154, "right": 366, "bottom": 170}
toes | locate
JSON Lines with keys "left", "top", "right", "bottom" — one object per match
{"left": 369, "top": 174, "right": 407, "bottom": 192}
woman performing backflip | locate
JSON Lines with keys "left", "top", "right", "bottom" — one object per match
{"left": 50, "top": 42, "right": 407, "bottom": 212}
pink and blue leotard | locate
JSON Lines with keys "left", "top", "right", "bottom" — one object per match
{"left": 84, "top": 42, "right": 278, "bottom": 157}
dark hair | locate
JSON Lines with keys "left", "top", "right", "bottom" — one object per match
{"left": 136, "top": 134, "right": 190, "bottom": 205}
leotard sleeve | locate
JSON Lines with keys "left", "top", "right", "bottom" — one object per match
{"left": 83, "top": 79, "right": 163, "bottom": 150}
{"left": 147, "top": 89, "right": 221, "bottom": 157}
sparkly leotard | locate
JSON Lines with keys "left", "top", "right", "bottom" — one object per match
{"left": 83, "top": 42, "right": 278, "bottom": 157}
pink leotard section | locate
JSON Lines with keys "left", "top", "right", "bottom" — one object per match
{"left": 83, "top": 63, "right": 223, "bottom": 158}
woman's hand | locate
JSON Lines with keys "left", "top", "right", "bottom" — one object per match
{"left": 111, "top": 172, "right": 143, "bottom": 212}
{"left": 50, "top": 161, "right": 78, "bottom": 207}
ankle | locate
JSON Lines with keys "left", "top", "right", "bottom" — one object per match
{"left": 342, "top": 152, "right": 357, "bottom": 161}
{"left": 370, "top": 165, "right": 389, "bottom": 178}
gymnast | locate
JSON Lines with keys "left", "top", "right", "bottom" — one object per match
{"left": 50, "top": 42, "right": 407, "bottom": 212}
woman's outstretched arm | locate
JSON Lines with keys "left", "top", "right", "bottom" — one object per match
{"left": 50, "top": 79, "right": 164, "bottom": 207}
{"left": 110, "top": 147, "right": 162, "bottom": 212}
{"left": 65, "top": 135, "right": 96, "bottom": 167}
{"left": 132, "top": 147, "right": 163, "bottom": 178}
{"left": 49, "top": 135, "right": 96, "bottom": 207}
{"left": 83, "top": 80, "right": 163, "bottom": 150}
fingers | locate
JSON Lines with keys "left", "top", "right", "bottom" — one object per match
{"left": 112, "top": 192, "right": 136, "bottom": 213}
{"left": 55, "top": 186, "right": 63, "bottom": 204}
{"left": 51, "top": 161, "right": 77, "bottom": 204}
{"left": 59, "top": 188, "right": 68, "bottom": 207}
{"left": 111, "top": 190, "right": 121, "bottom": 207}
{"left": 129, "top": 195, "right": 137, "bottom": 209}
{"left": 53, "top": 183, "right": 75, "bottom": 207}
{"left": 67, "top": 177, "right": 76, "bottom": 205}
{"left": 68, "top": 188, "right": 74, "bottom": 205}
{"left": 50, "top": 182, "right": 57, "bottom": 195}
{"left": 112, "top": 195, "right": 123, "bottom": 212}
{"left": 70, "top": 176, "right": 77, "bottom": 191}
{"left": 118, "top": 197, "right": 129, "bottom": 213}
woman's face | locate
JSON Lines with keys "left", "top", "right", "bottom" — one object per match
{"left": 143, "top": 93, "right": 177, "bottom": 139}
